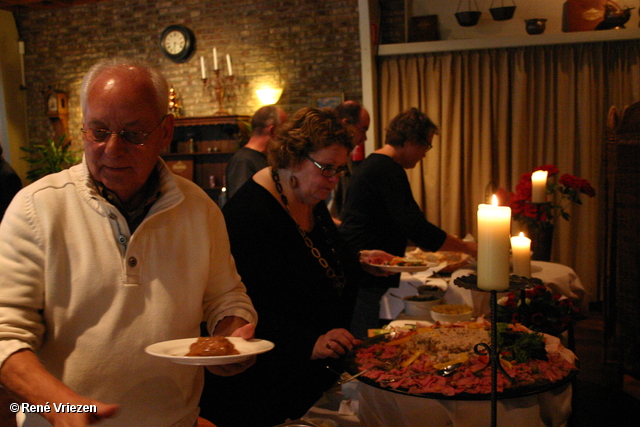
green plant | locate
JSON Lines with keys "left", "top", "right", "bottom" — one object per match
{"left": 20, "top": 135, "right": 81, "bottom": 182}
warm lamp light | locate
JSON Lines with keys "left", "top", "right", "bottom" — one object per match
{"left": 256, "top": 88, "right": 283, "bottom": 106}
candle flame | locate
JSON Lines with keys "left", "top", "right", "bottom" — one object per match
{"left": 519, "top": 232, "right": 525, "bottom": 238}
{"left": 491, "top": 194, "right": 498, "bottom": 206}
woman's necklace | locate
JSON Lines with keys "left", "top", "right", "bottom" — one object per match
{"left": 271, "top": 168, "right": 346, "bottom": 291}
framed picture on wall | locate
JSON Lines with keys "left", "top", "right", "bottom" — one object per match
{"left": 314, "top": 93, "right": 344, "bottom": 109}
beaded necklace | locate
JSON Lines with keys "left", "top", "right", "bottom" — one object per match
{"left": 271, "top": 168, "right": 346, "bottom": 292}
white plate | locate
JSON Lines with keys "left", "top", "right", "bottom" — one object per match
{"left": 145, "top": 337, "right": 275, "bottom": 365}
{"left": 370, "top": 263, "right": 431, "bottom": 273}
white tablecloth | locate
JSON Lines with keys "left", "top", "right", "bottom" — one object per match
{"left": 380, "top": 261, "right": 587, "bottom": 321}
{"left": 354, "top": 381, "right": 572, "bottom": 427}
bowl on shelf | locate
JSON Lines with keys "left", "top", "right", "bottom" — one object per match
{"left": 525, "top": 18, "right": 547, "bottom": 35}
{"left": 455, "top": 11, "right": 482, "bottom": 27}
{"left": 403, "top": 295, "right": 442, "bottom": 318}
{"left": 430, "top": 304, "right": 473, "bottom": 323}
{"left": 490, "top": 6, "right": 516, "bottom": 21}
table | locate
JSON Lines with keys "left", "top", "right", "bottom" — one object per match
{"left": 348, "top": 326, "right": 577, "bottom": 427}
{"left": 380, "top": 261, "right": 587, "bottom": 322}
{"left": 354, "top": 380, "right": 572, "bottom": 427}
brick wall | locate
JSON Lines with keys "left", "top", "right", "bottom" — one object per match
{"left": 14, "top": 0, "right": 362, "bottom": 150}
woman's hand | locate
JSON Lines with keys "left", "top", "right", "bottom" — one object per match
{"left": 312, "top": 328, "right": 362, "bottom": 360}
{"left": 359, "top": 249, "right": 396, "bottom": 277}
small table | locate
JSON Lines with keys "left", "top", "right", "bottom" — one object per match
{"left": 380, "top": 261, "right": 587, "bottom": 322}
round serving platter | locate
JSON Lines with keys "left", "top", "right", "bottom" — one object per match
{"left": 344, "top": 333, "right": 578, "bottom": 401}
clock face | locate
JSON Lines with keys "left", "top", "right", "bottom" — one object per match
{"left": 164, "top": 30, "right": 186, "bottom": 54}
{"left": 47, "top": 94, "right": 58, "bottom": 112}
{"left": 160, "top": 25, "right": 195, "bottom": 63}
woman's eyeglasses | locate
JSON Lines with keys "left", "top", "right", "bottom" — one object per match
{"left": 306, "top": 154, "right": 349, "bottom": 178}
{"left": 81, "top": 115, "right": 167, "bottom": 146}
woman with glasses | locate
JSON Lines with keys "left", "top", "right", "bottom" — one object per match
{"left": 339, "top": 108, "right": 478, "bottom": 339}
{"left": 200, "top": 107, "right": 392, "bottom": 427}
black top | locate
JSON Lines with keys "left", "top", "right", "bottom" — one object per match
{"left": 0, "top": 159, "right": 22, "bottom": 222}
{"left": 339, "top": 153, "right": 447, "bottom": 288}
{"left": 200, "top": 179, "right": 361, "bottom": 427}
{"left": 225, "top": 147, "right": 268, "bottom": 198}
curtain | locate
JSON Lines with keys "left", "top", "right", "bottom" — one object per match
{"left": 378, "top": 40, "right": 640, "bottom": 302}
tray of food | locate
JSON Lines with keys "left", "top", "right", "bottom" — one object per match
{"left": 345, "top": 320, "right": 577, "bottom": 400}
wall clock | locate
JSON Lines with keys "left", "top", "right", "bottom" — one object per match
{"left": 160, "top": 25, "right": 195, "bottom": 63}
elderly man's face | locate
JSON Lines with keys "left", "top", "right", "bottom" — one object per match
{"left": 82, "top": 69, "right": 173, "bottom": 202}
{"left": 352, "top": 108, "right": 370, "bottom": 145}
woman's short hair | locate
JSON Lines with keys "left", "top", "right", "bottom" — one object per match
{"left": 385, "top": 107, "right": 438, "bottom": 147}
{"left": 268, "top": 107, "right": 353, "bottom": 169}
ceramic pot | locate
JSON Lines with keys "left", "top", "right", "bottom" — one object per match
{"left": 455, "top": 11, "right": 482, "bottom": 27}
{"left": 490, "top": 6, "right": 516, "bottom": 21}
{"left": 525, "top": 18, "right": 547, "bottom": 35}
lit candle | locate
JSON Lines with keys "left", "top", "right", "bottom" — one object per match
{"left": 531, "top": 170, "right": 548, "bottom": 203}
{"left": 477, "top": 195, "right": 512, "bottom": 291}
{"left": 213, "top": 47, "right": 218, "bottom": 70}
{"left": 511, "top": 232, "right": 532, "bottom": 277}
{"left": 226, "top": 54, "right": 233, "bottom": 76}
{"left": 200, "top": 56, "right": 206, "bottom": 79}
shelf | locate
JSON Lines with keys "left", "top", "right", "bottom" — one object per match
{"left": 377, "top": 27, "right": 640, "bottom": 56}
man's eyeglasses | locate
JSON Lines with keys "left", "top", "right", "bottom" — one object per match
{"left": 81, "top": 115, "right": 167, "bottom": 146}
{"left": 306, "top": 154, "right": 349, "bottom": 178}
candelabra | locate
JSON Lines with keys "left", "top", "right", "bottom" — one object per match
{"left": 453, "top": 274, "right": 542, "bottom": 427}
{"left": 202, "top": 69, "right": 236, "bottom": 116}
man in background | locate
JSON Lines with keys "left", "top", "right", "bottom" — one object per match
{"left": 0, "top": 144, "right": 22, "bottom": 222}
{"left": 0, "top": 57, "right": 256, "bottom": 426}
{"left": 225, "top": 104, "right": 287, "bottom": 198}
{"left": 327, "top": 100, "right": 370, "bottom": 225}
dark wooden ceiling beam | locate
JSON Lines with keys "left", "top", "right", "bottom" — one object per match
{"left": 0, "top": 0, "right": 108, "bottom": 12}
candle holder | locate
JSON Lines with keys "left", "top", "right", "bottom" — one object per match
{"left": 453, "top": 274, "right": 542, "bottom": 427}
{"left": 202, "top": 69, "right": 236, "bottom": 115}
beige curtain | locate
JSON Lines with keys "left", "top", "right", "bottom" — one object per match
{"left": 378, "top": 40, "right": 640, "bottom": 302}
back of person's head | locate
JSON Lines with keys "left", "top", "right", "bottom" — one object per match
{"left": 80, "top": 57, "right": 169, "bottom": 118}
{"left": 385, "top": 108, "right": 438, "bottom": 147}
{"left": 268, "top": 107, "right": 353, "bottom": 170}
{"left": 251, "top": 105, "right": 284, "bottom": 136}
{"left": 335, "top": 100, "right": 363, "bottom": 125}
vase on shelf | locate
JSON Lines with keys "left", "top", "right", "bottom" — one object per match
{"left": 527, "top": 224, "right": 554, "bottom": 261}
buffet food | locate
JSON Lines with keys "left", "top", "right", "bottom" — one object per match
{"left": 351, "top": 320, "right": 577, "bottom": 397}
{"left": 405, "top": 249, "right": 471, "bottom": 272}
{"left": 385, "top": 257, "right": 427, "bottom": 267}
{"left": 185, "top": 336, "right": 239, "bottom": 357}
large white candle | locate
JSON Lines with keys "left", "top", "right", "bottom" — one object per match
{"left": 213, "top": 48, "right": 218, "bottom": 70}
{"left": 511, "top": 232, "right": 532, "bottom": 277}
{"left": 477, "top": 195, "right": 512, "bottom": 291}
{"left": 200, "top": 56, "right": 206, "bottom": 79}
{"left": 531, "top": 170, "right": 548, "bottom": 203}
{"left": 226, "top": 54, "right": 233, "bottom": 76}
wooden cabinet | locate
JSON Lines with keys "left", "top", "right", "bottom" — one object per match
{"left": 161, "top": 115, "right": 250, "bottom": 203}
{"left": 604, "top": 103, "right": 640, "bottom": 382}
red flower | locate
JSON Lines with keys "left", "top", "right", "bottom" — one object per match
{"left": 497, "top": 164, "right": 595, "bottom": 228}
{"left": 559, "top": 174, "right": 583, "bottom": 190}
{"left": 580, "top": 180, "right": 596, "bottom": 197}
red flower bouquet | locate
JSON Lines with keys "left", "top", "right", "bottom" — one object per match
{"left": 496, "top": 164, "right": 596, "bottom": 229}
{"left": 496, "top": 284, "right": 581, "bottom": 336}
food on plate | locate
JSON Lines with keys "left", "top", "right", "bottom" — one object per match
{"left": 385, "top": 257, "right": 426, "bottom": 267}
{"left": 431, "top": 304, "right": 473, "bottom": 315}
{"left": 351, "top": 320, "right": 577, "bottom": 396}
{"left": 405, "top": 249, "right": 471, "bottom": 272}
{"left": 185, "top": 336, "right": 239, "bottom": 357}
